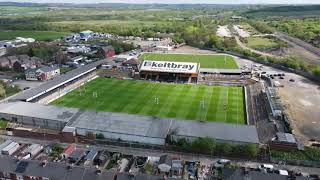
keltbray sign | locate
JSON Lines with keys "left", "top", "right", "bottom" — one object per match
{"left": 140, "top": 60, "right": 199, "bottom": 74}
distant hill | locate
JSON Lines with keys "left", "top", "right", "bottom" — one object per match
{"left": 0, "top": 2, "right": 243, "bottom": 9}
{"left": 245, "top": 5, "right": 320, "bottom": 18}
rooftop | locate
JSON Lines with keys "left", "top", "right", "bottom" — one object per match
{"left": 276, "top": 132, "right": 296, "bottom": 143}
{"left": 68, "top": 111, "right": 172, "bottom": 139}
{"left": 0, "top": 156, "right": 115, "bottom": 180}
{"left": 171, "top": 120, "right": 260, "bottom": 144}
{"left": 0, "top": 102, "right": 259, "bottom": 144}
{"left": 0, "top": 102, "right": 78, "bottom": 123}
{"left": 38, "top": 65, "right": 59, "bottom": 72}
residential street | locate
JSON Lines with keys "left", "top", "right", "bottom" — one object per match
{"left": 1, "top": 135, "right": 319, "bottom": 175}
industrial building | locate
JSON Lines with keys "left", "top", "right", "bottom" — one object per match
{"left": 170, "top": 120, "right": 259, "bottom": 145}
{"left": 0, "top": 102, "right": 259, "bottom": 146}
{"left": 67, "top": 110, "right": 172, "bottom": 145}
{"left": 0, "top": 102, "right": 78, "bottom": 131}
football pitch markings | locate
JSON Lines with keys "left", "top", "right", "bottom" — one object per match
{"left": 51, "top": 78, "right": 246, "bottom": 124}
{"left": 139, "top": 53, "right": 239, "bottom": 69}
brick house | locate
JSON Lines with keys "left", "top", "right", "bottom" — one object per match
{"left": 99, "top": 45, "right": 115, "bottom": 58}
{"left": 25, "top": 66, "right": 60, "bottom": 81}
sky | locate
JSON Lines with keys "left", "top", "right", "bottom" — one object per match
{"left": 1, "top": 0, "right": 320, "bottom": 4}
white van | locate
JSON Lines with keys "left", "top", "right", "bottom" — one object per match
{"left": 259, "top": 164, "right": 274, "bottom": 170}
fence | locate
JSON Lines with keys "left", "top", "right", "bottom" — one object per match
{"left": 270, "top": 157, "right": 320, "bottom": 168}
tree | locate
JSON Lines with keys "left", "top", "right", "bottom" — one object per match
{"left": 216, "top": 143, "right": 232, "bottom": 155}
{"left": 0, "top": 84, "right": 6, "bottom": 98}
{"left": 191, "top": 137, "right": 216, "bottom": 153}
{"left": 313, "top": 66, "right": 320, "bottom": 78}
{"left": 96, "top": 133, "right": 105, "bottom": 139}
{"left": 176, "top": 138, "right": 190, "bottom": 151}
{"left": 244, "top": 144, "right": 258, "bottom": 157}
{"left": 54, "top": 51, "right": 68, "bottom": 65}
{"left": 222, "top": 37, "right": 237, "bottom": 50}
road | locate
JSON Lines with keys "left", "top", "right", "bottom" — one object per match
{"left": 1, "top": 135, "right": 320, "bottom": 175}
{"left": 274, "top": 31, "right": 320, "bottom": 65}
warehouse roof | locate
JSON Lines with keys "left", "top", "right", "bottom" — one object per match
{"left": 171, "top": 120, "right": 259, "bottom": 144}
{"left": 68, "top": 111, "right": 171, "bottom": 139}
{"left": 0, "top": 102, "right": 259, "bottom": 144}
{"left": 276, "top": 132, "right": 296, "bottom": 143}
{"left": 11, "top": 60, "right": 106, "bottom": 102}
{"left": 0, "top": 102, "right": 78, "bottom": 123}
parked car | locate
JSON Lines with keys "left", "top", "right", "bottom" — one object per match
{"left": 214, "top": 159, "right": 230, "bottom": 168}
{"left": 259, "top": 164, "right": 274, "bottom": 171}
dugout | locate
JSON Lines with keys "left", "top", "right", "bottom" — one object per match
{"left": 139, "top": 60, "right": 199, "bottom": 83}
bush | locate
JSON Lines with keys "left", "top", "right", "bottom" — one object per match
{"left": 313, "top": 66, "right": 320, "bottom": 78}
{"left": 50, "top": 144, "right": 64, "bottom": 158}
{"left": 96, "top": 133, "right": 105, "bottom": 139}
{"left": 170, "top": 137, "right": 258, "bottom": 157}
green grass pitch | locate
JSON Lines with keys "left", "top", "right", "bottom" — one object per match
{"left": 139, "top": 53, "right": 239, "bottom": 69}
{"left": 51, "top": 78, "right": 246, "bottom": 124}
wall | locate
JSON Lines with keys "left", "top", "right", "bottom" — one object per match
{"left": 0, "top": 113, "right": 66, "bottom": 131}
{"left": 171, "top": 134, "right": 256, "bottom": 146}
{"left": 76, "top": 128, "right": 165, "bottom": 145}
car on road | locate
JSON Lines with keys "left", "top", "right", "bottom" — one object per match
{"left": 214, "top": 159, "right": 231, "bottom": 168}
{"left": 289, "top": 79, "right": 295, "bottom": 82}
{"left": 259, "top": 164, "right": 274, "bottom": 171}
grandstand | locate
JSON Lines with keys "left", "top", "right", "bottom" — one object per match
{"left": 11, "top": 60, "right": 106, "bottom": 103}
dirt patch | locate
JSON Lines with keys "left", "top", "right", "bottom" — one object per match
{"left": 173, "top": 45, "right": 216, "bottom": 54}
{"left": 278, "top": 77, "right": 320, "bottom": 142}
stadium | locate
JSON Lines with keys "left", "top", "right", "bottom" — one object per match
{"left": 0, "top": 52, "right": 261, "bottom": 146}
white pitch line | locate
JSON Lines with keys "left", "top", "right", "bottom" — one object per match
{"left": 203, "top": 87, "right": 213, "bottom": 121}
{"left": 225, "top": 87, "right": 229, "bottom": 123}
{"left": 237, "top": 88, "right": 239, "bottom": 125}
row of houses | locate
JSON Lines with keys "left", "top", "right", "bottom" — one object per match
{"left": 0, "top": 54, "right": 61, "bottom": 81}
{"left": 0, "top": 155, "right": 168, "bottom": 180}
{"left": 0, "top": 37, "right": 35, "bottom": 49}
{"left": 0, "top": 55, "right": 41, "bottom": 71}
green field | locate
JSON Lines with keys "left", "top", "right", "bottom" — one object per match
{"left": 140, "top": 53, "right": 239, "bottom": 69}
{"left": 51, "top": 78, "right": 246, "bottom": 124}
{"left": 0, "top": 31, "right": 70, "bottom": 41}
{"left": 246, "top": 37, "right": 279, "bottom": 50}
